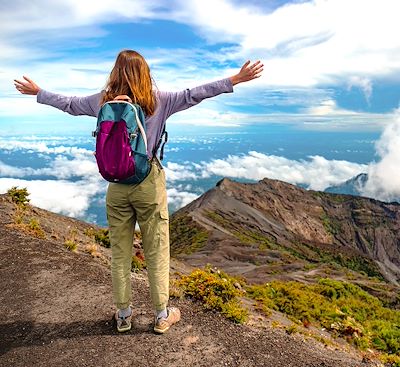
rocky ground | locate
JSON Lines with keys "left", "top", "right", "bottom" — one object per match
{"left": 0, "top": 195, "right": 382, "bottom": 367}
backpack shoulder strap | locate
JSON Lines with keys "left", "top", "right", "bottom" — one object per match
{"left": 154, "top": 124, "right": 168, "bottom": 160}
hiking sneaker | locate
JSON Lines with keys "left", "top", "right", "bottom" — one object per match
{"left": 153, "top": 307, "right": 181, "bottom": 334}
{"left": 114, "top": 310, "right": 132, "bottom": 333}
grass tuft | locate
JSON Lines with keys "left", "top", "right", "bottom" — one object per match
{"left": 64, "top": 239, "right": 77, "bottom": 252}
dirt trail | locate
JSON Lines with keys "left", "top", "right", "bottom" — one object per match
{"left": 0, "top": 220, "right": 378, "bottom": 367}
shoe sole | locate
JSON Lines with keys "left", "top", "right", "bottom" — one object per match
{"left": 153, "top": 325, "right": 169, "bottom": 334}
{"left": 117, "top": 324, "right": 132, "bottom": 333}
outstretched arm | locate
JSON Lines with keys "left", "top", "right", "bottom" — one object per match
{"left": 161, "top": 60, "right": 264, "bottom": 117}
{"left": 14, "top": 76, "right": 100, "bottom": 117}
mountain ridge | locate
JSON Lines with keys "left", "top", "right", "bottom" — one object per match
{"left": 170, "top": 177, "right": 400, "bottom": 295}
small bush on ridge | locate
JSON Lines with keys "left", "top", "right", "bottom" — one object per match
{"left": 175, "top": 266, "right": 248, "bottom": 324}
{"left": 7, "top": 186, "right": 30, "bottom": 207}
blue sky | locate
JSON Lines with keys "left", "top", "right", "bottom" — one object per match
{"left": 1, "top": 0, "right": 400, "bottom": 223}
{"left": 1, "top": 0, "right": 400, "bottom": 134}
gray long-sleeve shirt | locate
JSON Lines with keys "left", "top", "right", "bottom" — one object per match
{"left": 37, "top": 78, "right": 233, "bottom": 159}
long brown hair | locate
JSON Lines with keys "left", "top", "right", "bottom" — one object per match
{"left": 101, "top": 50, "right": 155, "bottom": 116}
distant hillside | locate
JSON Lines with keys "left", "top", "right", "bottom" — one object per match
{"left": 170, "top": 177, "right": 400, "bottom": 297}
{"left": 325, "top": 173, "right": 368, "bottom": 196}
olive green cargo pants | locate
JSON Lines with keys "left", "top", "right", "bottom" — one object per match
{"left": 106, "top": 161, "right": 169, "bottom": 311}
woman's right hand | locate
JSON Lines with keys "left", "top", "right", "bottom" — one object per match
{"left": 14, "top": 76, "right": 41, "bottom": 95}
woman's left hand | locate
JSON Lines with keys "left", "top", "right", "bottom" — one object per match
{"left": 230, "top": 60, "right": 264, "bottom": 86}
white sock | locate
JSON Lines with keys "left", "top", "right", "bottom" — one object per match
{"left": 119, "top": 306, "right": 132, "bottom": 319}
{"left": 156, "top": 308, "right": 168, "bottom": 320}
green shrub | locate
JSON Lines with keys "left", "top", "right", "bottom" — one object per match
{"left": 28, "top": 218, "right": 45, "bottom": 238}
{"left": 94, "top": 229, "right": 111, "bottom": 248}
{"left": 176, "top": 266, "right": 248, "bottom": 324}
{"left": 247, "top": 278, "right": 400, "bottom": 359}
{"left": 131, "top": 255, "right": 146, "bottom": 272}
{"left": 331, "top": 254, "right": 383, "bottom": 279}
{"left": 7, "top": 186, "right": 30, "bottom": 207}
{"left": 84, "top": 227, "right": 111, "bottom": 248}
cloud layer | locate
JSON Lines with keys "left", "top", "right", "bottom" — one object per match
{"left": 2, "top": 110, "right": 400, "bottom": 225}
{"left": 0, "top": 135, "right": 371, "bottom": 220}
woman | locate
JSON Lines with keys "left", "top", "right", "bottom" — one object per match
{"left": 14, "top": 50, "right": 263, "bottom": 334}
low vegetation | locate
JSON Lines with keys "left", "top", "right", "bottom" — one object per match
{"left": 64, "top": 229, "right": 78, "bottom": 252}
{"left": 297, "top": 241, "right": 384, "bottom": 280}
{"left": 170, "top": 214, "right": 209, "bottom": 255}
{"left": 206, "top": 210, "right": 279, "bottom": 250}
{"left": 84, "top": 227, "right": 111, "bottom": 248}
{"left": 321, "top": 212, "right": 341, "bottom": 236}
{"left": 205, "top": 210, "right": 383, "bottom": 280}
{"left": 27, "top": 217, "right": 46, "bottom": 239}
{"left": 131, "top": 254, "right": 146, "bottom": 272}
{"left": 85, "top": 243, "right": 99, "bottom": 257}
{"left": 64, "top": 239, "right": 78, "bottom": 252}
{"left": 174, "top": 263, "right": 399, "bottom": 364}
{"left": 247, "top": 279, "right": 400, "bottom": 365}
{"left": 94, "top": 228, "right": 111, "bottom": 248}
{"left": 174, "top": 266, "right": 248, "bottom": 324}
{"left": 7, "top": 186, "right": 30, "bottom": 207}
{"left": 7, "top": 187, "right": 46, "bottom": 238}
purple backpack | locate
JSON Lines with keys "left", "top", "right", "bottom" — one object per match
{"left": 93, "top": 96, "right": 151, "bottom": 184}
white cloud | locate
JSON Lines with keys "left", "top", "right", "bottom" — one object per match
{"left": 173, "top": 0, "right": 400, "bottom": 87}
{"left": 306, "top": 99, "right": 357, "bottom": 116}
{"left": 0, "top": 137, "right": 94, "bottom": 156}
{"left": 167, "top": 187, "right": 199, "bottom": 210}
{"left": 0, "top": 137, "right": 103, "bottom": 217}
{"left": 0, "top": 161, "right": 37, "bottom": 177}
{"left": 348, "top": 76, "right": 373, "bottom": 103}
{"left": 4, "top": 0, "right": 400, "bottom": 90}
{"left": 0, "top": 178, "right": 105, "bottom": 217}
{"left": 363, "top": 114, "right": 400, "bottom": 201}
{"left": 164, "top": 162, "right": 198, "bottom": 181}
{"left": 160, "top": 149, "right": 369, "bottom": 192}
{"left": 167, "top": 105, "right": 243, "bottom": 127}
{"left": 0, "top": 0, "right": 158, "bottom": 34}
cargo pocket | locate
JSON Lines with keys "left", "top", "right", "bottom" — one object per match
{"left": 160, "top": 207, "right": 169, "bottom": 221}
